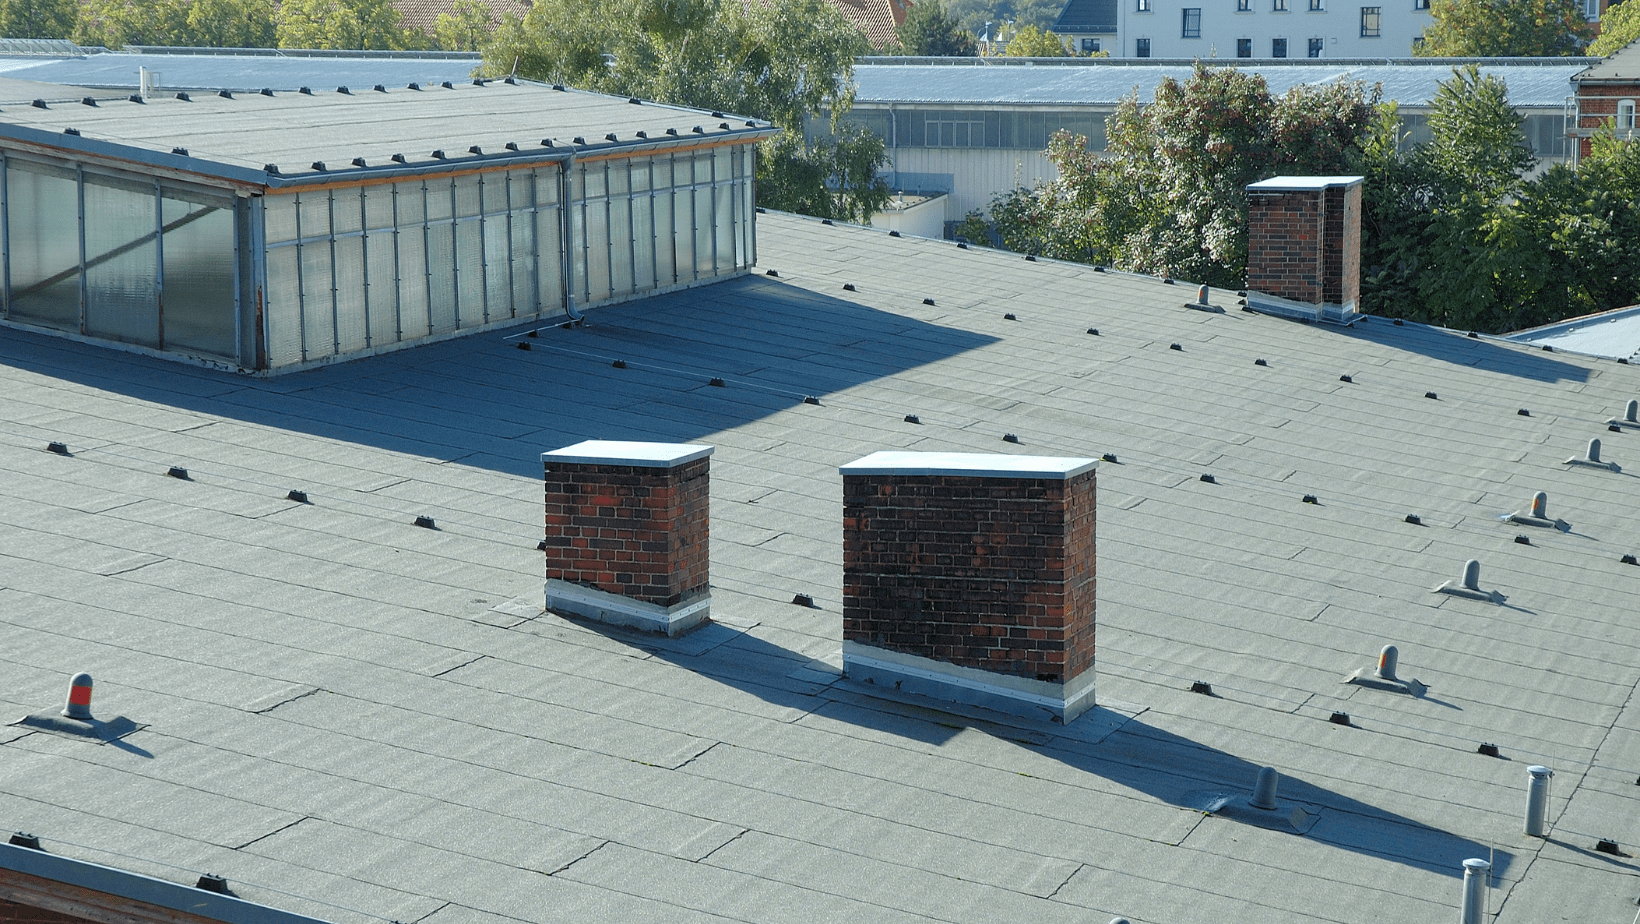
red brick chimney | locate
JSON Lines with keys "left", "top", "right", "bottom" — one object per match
{"left": 542, "top": 440, "right": 712, "bottom": 636}
{"left": 1245, "top": 176, "right": 1363, "bottom": 324}
{"left": 840, "top": 451, "right": 1098, "bottom": 723}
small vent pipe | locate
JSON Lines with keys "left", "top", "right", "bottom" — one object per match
{"left": 1462, "top": 559, "right": 1481, "bottom": 592}
{"left": 1525, "top": 765, "right": 1554, "bottom": 836}
{"left": 1250, "top": 767, "right": 1279, "bottom": 810}
{"left": 1627, "top": 400, "right": 1638, "bottom": 424}
{"left": 62, "top": 672, "right": 93, "bottom": 719}
{"left": 1587, "top": 438, "right": 1603, "bottom": 463}
{"left": 1530, "top": 491, "right": 1547, "bottom": 519}
{"left": 1375, "top": 645, "right": 1398, "bottom": 681}
{"left": 1460, "top": 859, "right": 1489, "bottom": 924}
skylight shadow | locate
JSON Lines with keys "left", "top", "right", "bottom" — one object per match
{"left": 0, "top": 274, "right": 1000, "bottom": 481}
{"left": 1341, "top": 319, "right": 1593, "bottom": 384}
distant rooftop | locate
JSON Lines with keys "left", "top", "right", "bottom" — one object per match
{"left": 0, "top": 46, "right": 484, "bottom": 93}
{"left": 1051, "top": 0, "right": 1118, "bottom": 34}
{"left": 1506, "top": 304, "right": 1640, "bottom": 361}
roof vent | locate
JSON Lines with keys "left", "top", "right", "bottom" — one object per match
{"left": 176, "top": 92, "right": 190, "bottom": 101}
{"left": 390, "top": 153, "right": 406, "bottom": 163}
{"left": 612, "top": 359, "right": 626, "bottom": 368}
{"left": 31, "top": 98, "right": 47, "bottom": 108}
{"left": 351, "top": 157, "right": 366, "bottom": 167}
{"left": 311, "top": 161, "right": 326, "bottom": 172}
{"left": 63, "top": 128, "right": 79, "bottom": 136}
{"left": 1435, "top": 559, "right": 1499, "bottom": 601}
{"left": 1566, "top": 437, "right": 1618, "bottom": 470}
{"left": 572, "top": 136, "right": 585, "bottom": 145}
{"left": 1405, "top": 514, "right": 1422, "bottom": 525}
{"left": 1339, "top": 375, "right": 1352, "bottom": 383}
{"left": 904, "top": 415, "right": 920, "bottom": 424}
{"left": 287, "top": 490, "right": 309, "bottom": 503}
{"left": 47, "top": 441, "right": 69, "bottom": 455}
{"left": 300, "top": 86, "right": 313, "bottom": 94}
{"left": 1002, "top": 433, "right": 1020, "bottom": 443}
{"left": 1101, "top": 453, "right": 1117, "bottom": 463}
{"left": 265, "top": 164, "right": 280, "bottom": 174}
{"left": 81, "top": 97, "right": 96, "bottom": 106}
{"left": 63, "top": 672, "right": 93, "bottom": 720}
{"left": 167, "top": 466, "right": 190, "bottom": 480}
{"left": 408, "top": 82, "right": 421, "bottom": 90}
{"left": 374, "top": 84, "right": 387, "bottom": 92}
{"left": 414, "top": 515, "right": 437, "bottom": 529}
{"left": 708, "top": 377, "right": 726, "bottom": 387}
{"left": 431, "top": 149, "right": 446, "bottom": 159}
{"left": 1477, "top": 743, "right": 1500, "bottom": 757}
{"left": 1199, "top": 473, "right": 1216, "bottom": 484}
{"left": 1345, "top": 644, "right": 1426, "bottom": 697}
{"left": 1610, "top": 400, "right": 1638, "bottom": 427}
{"left": 259, "top": 88, "right": 273, "bottom": 96}
{"left": 1425, "top": 391, "right": 1438, "bottom": 400}
{"left": 505, "top": 142, "right": 520, "bottom": 151}
{"left": 922, "top": 298, "right": 934, "bottom": 305}
{"left": 1254, "top": 358, "right": 1267, "bottom": 366}
{"left": 218, "top": 90, "right": 232, "bottom": 99}
{"left": 1250, "top": 766, "right": 1279, "bottom": 809}
{"left": 1518, "top": 408, "right": 1530, "bottom": 416}
{"left": 665, "top": 128, "right": 678, "bottom": 136}
{"left": 1189, "top": 680, "right": 1213, "bottom": 695}
{"left": 171, "top": 147, "right": 188, "bottom": 156}
{"left": 1087, "top": 328, "right": 1098, "bottom": 335}
{"left": 469, "top": 145, "right": 483, "bottom": 154}
{"left": 604, "top": 133, "right": 617, "bottom": 141}
{"left": 196, "top": 875, "right": 230, "bottom": 894}
{"left": 1329, "top": 711, "right": 1351, "bottom": 726}
{"left": 8, "top": 833, "right": 41, "bottom": 850}
{"left": 128, "top": 94, "right": 143, "bottom": 103}
{"left": 441, "top": 81, "right": 454, "bottom": 89}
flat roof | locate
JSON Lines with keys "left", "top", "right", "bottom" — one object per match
{"left": 1505, "top": 304, "right": 1640, "bottom": 361}
{"left": 0, "top": 48, "right": 486, "bottom": 93}
{"left": 0, "top": 81, "right": 776, "bottom": 189}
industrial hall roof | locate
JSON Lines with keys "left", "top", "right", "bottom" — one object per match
{"left": 850, "top": 57, "right": 1594, "bottom": 108}
{"left": 0, "top": 80, "right": 774, "bottom": 190}
{"left": 6, "top": 211, "right": 1640, "bottom": 924}
{"left": 0, "top": 47, "right": 486, "bottom": 94}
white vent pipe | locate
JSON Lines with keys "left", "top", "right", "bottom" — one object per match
{"left": 1460, "top": 858, "right": 1489, "bottom": 924}
{"left": 1525, "top": 765, "right": 1554, "bottom": 836}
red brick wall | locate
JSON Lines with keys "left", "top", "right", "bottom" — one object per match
{"left": 543, "top": 457, "right": 709, "bottom": 608}
{"left": 1576, "top": 83, "right": 1640, "bottom": 158}
{"left": 842, "top": 470, "right": 1096, "bottom": 684}
{"left": 1321, "top": 183, "right": 1361, "bottom": 308}
{"left": 1247, "top": 189, "right": 1324, "bottom": 304}
{"left": 0, "top": 898, "right": 95, "bottom": 924}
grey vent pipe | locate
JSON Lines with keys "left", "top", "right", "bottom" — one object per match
{"left": 1462, "top": 559, "right": 1481, "bottom": 591}
{"left": 1460, "top": 858, "right": 1489, "bottom": 924}
{"left": 1588, "top": 438, "right": 1603, "bottom": 463}
{"left": 1530, "top": 491, "right": 1547, "bottom": 519}
{"left": 1376, "top": 645, "right": 1398, "bottom": 681}
{"left": 1250, "top": 767, "right": 1279, "bottom": 810}
{"left": 1525, "top": 765, "right": 1554, "bottom": 836}
{"left": 1627, "top": 399, "right": 1637, "bottom": 424}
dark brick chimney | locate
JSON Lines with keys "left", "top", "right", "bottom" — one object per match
{"left": 1245, "top": 176, "right": 1363, "bottom": 324}
{"left": 840, "top": 451, "right": 1097, "bottom": 723}
{"left": 542, "top": 440, "right": 712, "bottom": 636}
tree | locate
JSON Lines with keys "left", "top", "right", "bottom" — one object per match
{"left": 434, "top": 0, "right": 495, "bottom": 51}
{"left": 74, "top": 0, "right": 275, "bottom": 47}
{"left": 480, "top": 0, "right": 890, "bottom": 221}
{"left": 1003, "top": 24, "right": 1068, "bottom": 55}
{"left": 276, "top": 0, "right": 424, "bottom": 49}
{"left": 1589, "top": 0, "right": 1640, "bottom": 56}
{"left": 893, "top": 0, "right": 978, "bottom": 55}
{"left": 0, "top": 0, "right": 76, "bottom": 39}
{"left": 945, "top": 0, "right": 1062, "bottom": 38}
{"left": 184, "top": 0, "right": 278, "bottom": 47}
{"left": 1416, "top": 0, "right": 1593, "bottom": 56}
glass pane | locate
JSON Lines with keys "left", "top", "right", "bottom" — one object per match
{"left": 582, "top": 162, "right": 605, "bottom": 199}
{"left": 609, "top": 163, "right": 629, "bottom": 196}
{"left": 427, "top": 221, "right": 456, "bottom": 332}
{"left": 694, "top": 186, "right": 713, "bottom": 278}
{"left": 714, "top": 182, "right": 734, "bottom": 276}
{"left": 426, "top": 178, "right": 453, "bottom": 221}
{"left": 653, "top": 156, "right": 674, "bottom": 190}
{"left": 535, "top": 202, "right": 562, "bottom": 312}
{"left": 396, "top": 181, "right": 425, "bottom": 225}
{"left": 363, "top": 185, "right": 394, "bottom": 231}
{"left": 455, "top": 218, "right": 484, "bottom": 326}
{"left": 669, "top": 189, "right": 691, "bottom": 283}
{"left": 333, "top": 234, "right": 367, "bottom": 352}
{"left": 331, "top": 188, "right": 363, "bottom": 235}
{"left": 297, "top": 191, "right": 330, "bottom": 242}
{"left": 631, "top": 158, "right": 651, "bottom": 192}
{"left": 609, "top": 196, "right": 633, "bottom": 297}
{"left": 398, "top": 225, "right": 429, "bottom": 337}
{"left": 264, "top": 245, "right": 302, "bottom": 367}
{"left": 363, "top": 230, "right": 396, "bottom": 345}
{"left": 454, "top": 174, "right": 481, "bottom": 219}
{"left": 485, "top": 212, "right": 513, "bottom": 319}
{"left": 585, "top": 198, "right": 611, "bottom": 304}
{"left": 162, "top": 197, "right": 236, "bottom": 359}
{"left": 8, "top": 161, "right": 81, "bottom": 330}
{"left": 265, "top": 193, "right": 298, "bottom": 243}
{"left": 535, "top": 169, "right": 559, "bottom": 206}
{"left": 299, "top": 242, "right": 335, "bottom": 359}
{"left": 83, "top": 176, "right": 159, "bottom": 347}
{"left": 510, "top": 207, "right": 535, "bottom": 315}
{"left": 632, "top": 195, "right": 654, "bottom": 292}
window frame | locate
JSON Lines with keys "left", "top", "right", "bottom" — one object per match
{"left": 1272, "top": 36, "right": 1288, "bottom": 55}
{"left": 1137, "top": 0, "right": 1152, "bottom": 12}
{"left": 1236, "top": 37, "right": 1252, "bottom": 55}
{"left": 1307, "top": 36, "right": 1324, "bottom": 55}
{"left": 1619, "top": 99, "right": 1637, "bottom": 131}
{"left": 1136, "top": 36, "right": 1152, "bottom": 55}
{"left": 1182, "top": 7, "right": 1202, "bottom": 36}
{"left": 1360, "top": 5, "right": 1381, "bottom": 35}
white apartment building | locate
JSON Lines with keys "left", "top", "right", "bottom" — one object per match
{"left": 1114, "top": 0, "right": 1432, "bottom": 59}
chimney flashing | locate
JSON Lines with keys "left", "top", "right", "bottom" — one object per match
{"left": 1247, "top": 175, "right": 1365, "bottom": 191}
{"left": 542, "top": 439, "right": 712, "bottom": 468}
{"left": 841, "top": 641, "right": 1097, "bottom": 723}
{"left": 1245, "top": 175, "right": 1363, "bottom": 325}
{"left": 840, "top": 450, "right": 1096, "bottom": 480}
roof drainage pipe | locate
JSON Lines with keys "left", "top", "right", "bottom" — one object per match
{"left": 559, "top": 151, "right": 584, "bottom": 324}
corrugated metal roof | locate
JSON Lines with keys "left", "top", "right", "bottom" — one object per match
{"left": 0, "top": 81, "right": 774, "bottom": 189}
{"left": 851, "top": 59, "right": 1592, "bottom": 108}
{"left": 0, "top": 49, "right": 485, "bottom": 93}
{"left": 1506, "top": 304, "right": 1640, "bottom": 361}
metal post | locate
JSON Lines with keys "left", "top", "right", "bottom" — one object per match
{"left": 1460, "top": 858, "right": 1489, "bottom": 924}
{"left": 1525, "top": 765, "right": 1554, "bottom": 836}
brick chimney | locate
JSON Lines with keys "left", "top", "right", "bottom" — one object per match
{"left": 840, "top": 451, "right": 1098, "bottom": 723}
{"left": 542, "top": 440, "right": 712, "bottom": 636}
{"left": 1245, "top": 175, "right": 1363, "bottom": 324}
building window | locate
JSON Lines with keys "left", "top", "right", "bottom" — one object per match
{"left": 1136, "top": 36, "right": 1152, "bottom": 55}
{"left": 1309, "top": 0, "right": 1324, "bottom": 10}
{"left": 1237, "top": 37, "right": 1252, "bottom": 55}
{"left": 1585, "top": 0, "right": 1600, "bottom": 19}
{"left": 926, "top": 120, "right": 986, "bottom": 147}
{"left": 1183, "top": 7, "right": 1202, "bottom": 35}
{"left": 1238, "top": 0, "right": 1252, "bottom": 10}
{"left": 1620, "top": 99, "right": 1637, "bottom": 131}
{"left": 1274, "top": 0, "right": 1289, "bottom": 10}
{"left": 1272, "top": 36, "right": 1288, "bottom": 55}
{"left": 1308, "top": 36, "right": 1323, "bottom": 54}
{"left": 1137, "top": 0, "right": 1151, "bottom": 11}
{"left": 1081, "top": 37, "right": 1101, "bottom": 51}
{"left": 1414, "top": 0, "right": 1429, "bottom": 8}
{"left": 1360, "top": 6, "right": 1381, "bottom": 34}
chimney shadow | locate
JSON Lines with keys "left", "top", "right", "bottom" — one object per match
{"left": 1338, "top": 319, "right": 1593, "bottom": 385}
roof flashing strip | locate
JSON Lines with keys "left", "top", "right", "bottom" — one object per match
{"left": 841, "top": 450, "right": 1097, "bottom": 480}
{"left": 0, "top": 842, "right": 335, "bottom": 924}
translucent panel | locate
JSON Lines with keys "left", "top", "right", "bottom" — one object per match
{"left": 668, "top": 189, "right": 691, "bottom": 283}
{"left": 569, "top": 201, "right": 587, "bottom": 303}
{"left": 427, "top": 222, "right": 456, "bottom": 332}
{"left": 363, "top": 185, "right": 394, "bottom": 231}
{"left": 299, "top": 242, "right": 335, "bottom": 359}
{"left": 697, "top": 153, "right": 715, "bottom": 185}
{"left": 396, "top": 182, "right": 425, "bottom": 225}
{"left": 454, "top": 174, "right": 481, "bottom": 219}
{"left": 714, "top": 182, "right": 734, "bottom": 276}
{"left": 333, "top": 235, "right": 368, "bottom": 352}
{"left": 631, "top": 158, "right": 651, "bottom": 192}
{"left": 82, "top": 177, "right": 159, "bottom": 347}
{"left": 609, "top": 196, "right": 633, "bottom": 297}
{"left": 609, "top": 164, "right": 629, "bottom": 196}
{"left": 509, "top": 209, "right": 535, "bottom": 315}
{"left": 535, "top": 169, "right": 559, "bottom": 207}
{"left": 426, "top": 179, "right": 453, "bottom": 221}
{"left": 331, "top": 187, "right": 363, "bottom": 235}
{"left": 162, "top": 198, "right": 236, "bottom": 359}
{"left": 485, "top": 212, "right": 514, "bottom": 319}
{"left": 398, "top": 227, "right": 430, "bottom": 337}
{"left": 585, "top": 198, "right": 610, "bottom": 304}
{"left": 713, "top": 146, "right": 731, "bottom": 183}
{"left": 264, "top": 193, "right": 299, "bottom": 243}
{"left": 582, "top": 162, "right": 605, "bottom": 199}
{"left": 7, "top": 161, "right": 81, "bottom": 329}
{"left": 738, "top": 174, "right": 752, "bottom": 268}
{"left": 653, "top": 157, "right": 674, "bottom": 190}
{"left": 365, "top": 231, "right": 398, "bottom": 344}
{"left": 742, "top": 144, "right": 754, "bottom": 179}
{"left": 534, "top": 203, "right": 562, "bottom": 313}
{"left": 264, "top": 245, "right": 303, "bottom": 367}
{"left": 297, "top": 191, "right": 330, "bottom": 242}
{"left": 455, "top": 218, "right": 484, "bottom": 325}
{"left": 694, "top": 186, "right": 713, "bottom": 277}
{"left": 632, "top": 195, "right": 655, "bottom": 292}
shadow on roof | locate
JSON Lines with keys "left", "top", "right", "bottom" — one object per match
{"left": 1341, "top": 318, "right": 1593, "bottom": 384}
{"left": 0, "top": 275, "right": 1000, "bottom": 480}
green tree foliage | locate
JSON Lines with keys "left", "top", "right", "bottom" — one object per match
{"left": 1003, "top": 24, "right": 1068, "bottom": 55}
{"left": 434, "top": 0, "right": 495, "bottom": 50}
{"left": 1588, "top": 0, "right": 1640, "bottom": 56}
{"left": 944, "top": 0, "right": 1062, "bottom": 38}
{"left": 276, "top": 0, "right": 426, "bottom": 49}
{"left": 892, "top": 0, "right": 978, "bottom": 55}
{"left": 0, "top": 0, "right": 77, "bottom": 39}
{"left": 1416, "top": 0, "right": 1593, "bottom": 56}
{"left": 481, "top": 0, "right": 890, "bottom": 222}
